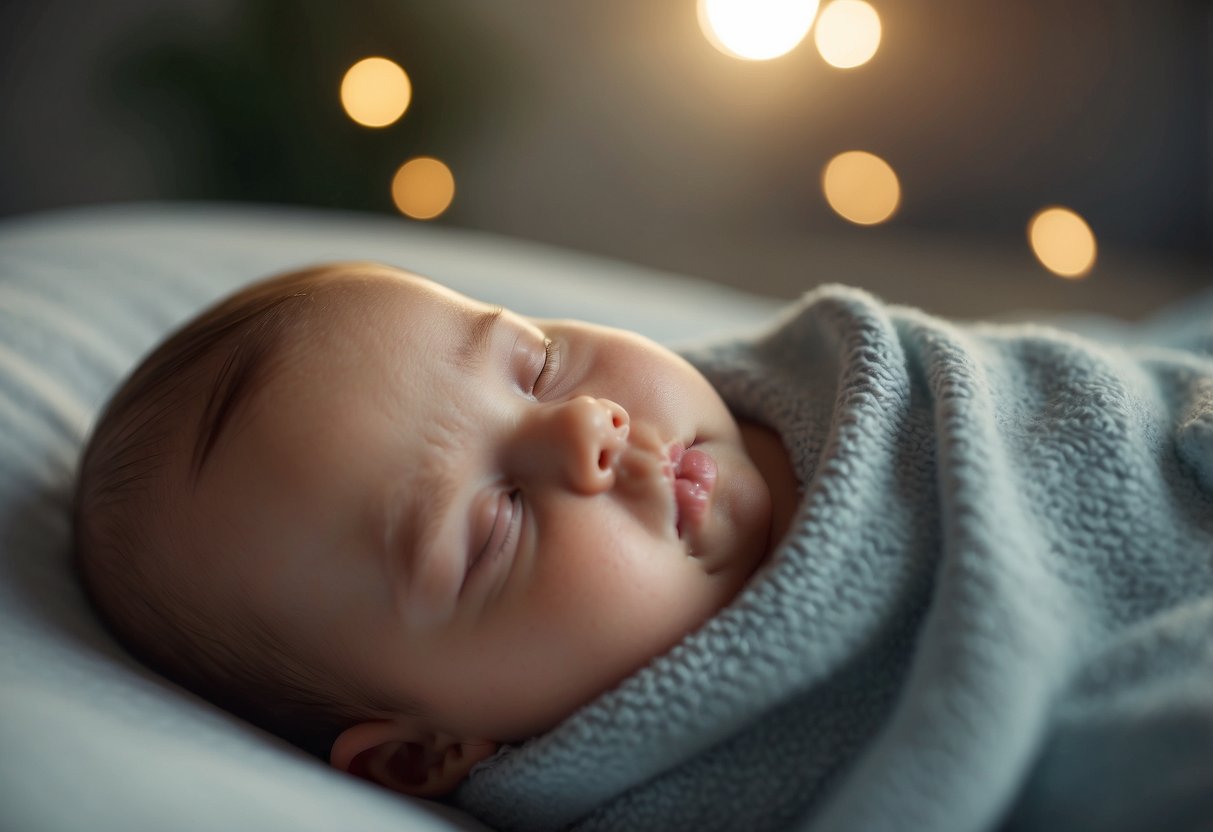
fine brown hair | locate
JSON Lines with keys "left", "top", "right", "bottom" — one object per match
{"left": 72, "top": 263, "right": 409, "bottom": 759}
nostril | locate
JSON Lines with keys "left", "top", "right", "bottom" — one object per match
{"left": 598, "top": 450, "right": 610, "bottom": 471}
{"left": 611, "top": 413, "right": 624, "bottom": 429}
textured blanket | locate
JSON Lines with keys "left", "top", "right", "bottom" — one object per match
{"left": 454, "top": 285, "right": 1213, "bottom": 831}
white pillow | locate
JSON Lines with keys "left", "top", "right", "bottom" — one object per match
{"left": 0, "top": 202, "right": 782, "bottom": 832}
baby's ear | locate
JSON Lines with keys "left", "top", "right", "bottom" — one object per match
{"left": 330, "top": 719, "right": 498, "bottom": 798}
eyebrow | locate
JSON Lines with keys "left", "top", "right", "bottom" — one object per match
{"left": 455, "top": 306, "right": 503, "bottom": 371}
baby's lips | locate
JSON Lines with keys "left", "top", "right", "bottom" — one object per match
{"left": 673, "top": 447, "right": 717, "bottom": 539}
{"left": 676, "top": 447, "right": 717, "bottom": 490}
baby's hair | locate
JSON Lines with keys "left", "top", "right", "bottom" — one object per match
{"left": 73, "top": 263, "right": 411, "bottom": 760}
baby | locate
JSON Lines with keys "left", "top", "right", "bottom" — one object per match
{"left": 73, "top": 261, "right": 798, "bottom": 795}
{"left": 74, "top": 260, "right": 1213, "bottom": 831}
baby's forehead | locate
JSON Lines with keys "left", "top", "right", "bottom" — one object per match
{"left": 304, "top": 267, "right": 464, "bottom": 325}
{"left": 225, "top": 266, "right": 504, "bottom": 436}
{"left": 243, "top": 272, "right": 450, "bottom": 397}
{"left": 324, "top": 263, "right": 445, "bottom": 296}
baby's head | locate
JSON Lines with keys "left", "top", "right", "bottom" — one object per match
{"left": 74, "top": 262, "right": 777, "bottom": 796}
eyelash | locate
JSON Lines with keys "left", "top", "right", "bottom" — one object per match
{"left": 466, "top": 489, "right": 522, "bottom": 587}
{"left": 533, "top": 337, "right": 561, "bottom": 395}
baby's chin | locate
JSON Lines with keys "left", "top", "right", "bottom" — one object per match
{"left": 703, "top": 485, "right": 774, "bottom": 600}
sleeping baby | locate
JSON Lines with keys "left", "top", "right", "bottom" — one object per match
{"left": 73, "top": 261, "right": 1213, "bottom": 831}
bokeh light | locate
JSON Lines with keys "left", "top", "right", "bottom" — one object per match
{"left": 814, "top": 0, "right": 882, "bottom": 69}
{"left": 698, "top": 0, "right": 821, "bottom": 61}
{"left": 340, "top": 57, "right": 412, "bottom": 128}
{"left": 392, "top": 157, "right": 455, "bottom": 220}
{"left": 1028, "top": 206, "right": 1097, "bottom": 279}
{"left": 822, "top": 151, "right": 900, "bottom": 225}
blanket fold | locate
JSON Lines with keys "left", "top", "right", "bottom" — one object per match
{"left": 455, "top": 286, "right": 1213, "bottom": 831}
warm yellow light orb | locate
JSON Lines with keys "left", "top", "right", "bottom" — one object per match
{"left": 814, "top": 0, "right": 881, "bottom": 69}
{"left": 340, "top": 57, "right": 411, "bottom": 128}
{"left": 698, "top": 0, "right": 821, "bottom": 61}
{"left": 1028, "top": 206, "right": 1097, "bottom": 279}
{"left": 822, "top": 151, "right": 900, "bottom": 225}
{"left": 392, "top": 157, "right": 455, "bottom": 220}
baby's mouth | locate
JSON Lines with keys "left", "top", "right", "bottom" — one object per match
{"left": 669, "top": 441, "right": 717, "bottom": 540}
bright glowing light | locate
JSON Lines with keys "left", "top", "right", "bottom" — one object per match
{"left": 1028, "top": 206, "right": 1097, "bottom": 279}
{"left": 698, "top": 0, "right": 821, "bottom": 61}
{"left": 392, "top": 157, "right": 455, "bottom": 220}
{"left": 340, "top": 57, "right": 411, "bottom": 128}
{"left": 822, "top": 151, "right": 900, "bottom": 225}
{"left": 814, "top": 0, "right": 881, "bottom": 69}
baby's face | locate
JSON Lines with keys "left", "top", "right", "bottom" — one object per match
{"left": 195, "top": 266, "right": 773, "bottom": 744}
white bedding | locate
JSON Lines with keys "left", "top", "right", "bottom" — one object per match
{"left": 0, "top": 202, "right": 782, "bottom": 832}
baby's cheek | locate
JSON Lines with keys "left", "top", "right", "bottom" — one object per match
{"left": 722, "top": 457, "right": 772, "bottom": 530}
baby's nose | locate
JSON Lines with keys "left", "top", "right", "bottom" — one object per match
{"left": 549, "top": 396, "right": 630, "bottom": 493}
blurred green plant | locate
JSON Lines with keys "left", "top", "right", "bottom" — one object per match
{"left": 108, "top": 0, "right": 510, "bottom": 218}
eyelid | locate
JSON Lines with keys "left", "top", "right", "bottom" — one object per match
{"left": 533, "top": 337, "right": 561, "bottom": 397}
{"left": 463, "top": 493, "right": 499, "bottom": 592}
{"left": 462, "top": 490, "right": 521, "bottom": 596}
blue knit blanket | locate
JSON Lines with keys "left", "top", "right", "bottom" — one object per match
{"left": 454, "top": 286, "right": 1213, "bottom": 831}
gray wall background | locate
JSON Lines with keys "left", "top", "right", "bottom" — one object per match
{"left": 1, "top": 1, "right": 1209, "bottom": 317}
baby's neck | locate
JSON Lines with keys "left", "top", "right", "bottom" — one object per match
{"left": 737, "top": 420, "right": 799, "bottom": 552}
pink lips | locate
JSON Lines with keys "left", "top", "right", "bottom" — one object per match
{"left": 669, "top": 442, "right": 717, "bottom": 538}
